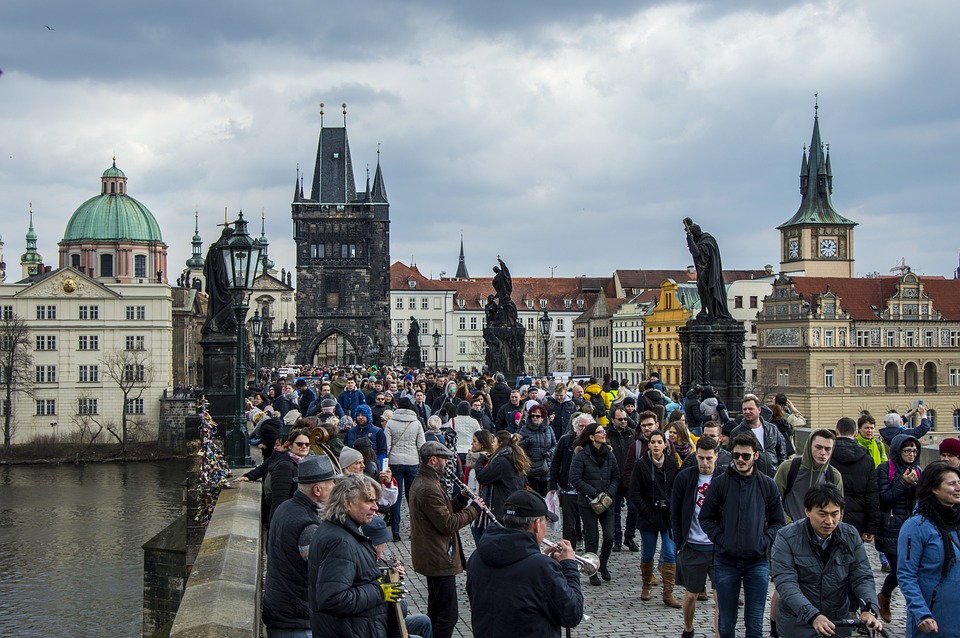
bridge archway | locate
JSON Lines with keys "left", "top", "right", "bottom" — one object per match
{"left": 307, "top": 329, "right": 359, "bottom": 367}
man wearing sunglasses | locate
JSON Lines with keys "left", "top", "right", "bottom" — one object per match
{"left": 699, "top": 432, "right": 785, "bottom": 638}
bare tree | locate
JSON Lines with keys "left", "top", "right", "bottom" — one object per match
{"left": 0, "top": 313, "right": 34, "bottom": 454}
{"left": 71, "top": 406, "right": 106, "bottom": 461}
{"left": 100, "top": 349, "right": 154, "bottom": 455}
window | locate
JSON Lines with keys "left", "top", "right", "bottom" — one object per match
{"left": 124, "top": 364, "right": 146, "bottom": 382}
{"left": 577, "top": 299, "right": 584, "bottom": 309}
{"left": 408, "top": 298, "right": 416, "bottom": 310}
{"left": 35, "top": 335, "right": 56, "bottom": 351}
{"left": 954, "top": 409, "right": 960, "bottom": 433}
{"left": 539, "top": 299, "right": 547, "bottom": 310}
{"left": 457, "top": 298, "right": 465, "bottom": 308}
{"left": 886, "top": 330, "right": 896, "bottom": 347}
{"left": 856, "top": 368, "right": 872, "bottom": 387}
{"left": 458, "top": 340, "right": 466, "bottom": 355}
{"left": 556, "top": 338, "right": 565, "bottom": 355}
{"left": 1, "top": 306, "right": 12, "bottom": 320}
{"left": 35, "top": 365, "right": 57, "bottom": 383}
{"left": 341, "top": 244, "right": 356, "bottom": 258}
{"left": 527, "top": 317, "right": 535, "bottom": 331}
{"left": 395, "top": 322, "right": 404, "bottom": 335}
{"left": 78, "top": 398, "right": 99, "bottom": 415}
{"left": 824, "top": 331, "right": 834, "bottom": 347}
{"left": 564, "top": 299, "right": 572, "bottom": 309}
{"left": 856, "top": 331, "right": 869, "bottom": 347}
{"left": 126, "top": 306, "right": 146, "bottom": 321}
{"left": 395, "top": 297, "right": 403, "bottom": 310}
{"left": 905, "top": 331, "right": 916, "bottom": 347}
{"left": 556, "top": 318, "right": 565, "bottom": 332}
{"left": 824, "top": 368, "right": 835, "bottom": 387}
{"left": 78, "top": 305, "right": 100, "bottom": 320}
{"left": 100, "top": 254, "right": 114, "bottom": 277}
{"left": 951, "top": 368, "right": 960, "bottom": 386}
{"left": 78, "top": 365, "right": 100, "bottom": 383}
{"left": 734, "top": 296, "right": 743, "bottom": 309}
{"left": 36, "top": 305, "right": 56, "bottom": 320}
{"left": 951, "top": 331, "right": 960, "bottom": 348}
{"left": 459, "top": 316, "right": 466, "bottom": 330}
{"left": 134, "top": 255, "right": 147, "bottom": 278}
{"left": 35, "top": 399, "right": 56, "bottom": 416}
{"left": 125, "top": 398, "right": 145, "bottom": 415}
{"left": 126, "top": 335, "right": 145, "bottom": 350}
{"left": 469, "top": 317, "right": 477, "bottom": 331}
{"left": 78, "top": 335, "right": 100, "bottom": 351}
{"left": 750, "top": 296, "right": 758, "bottom": 309}
{"left": 778, "top": 368, "right": 789, "bottom": 386}
{"left": 421, "top": 321, "right": 429, "bottom": 335}
{"left": 421, "top": 298, "right": 429, "bottom": 310}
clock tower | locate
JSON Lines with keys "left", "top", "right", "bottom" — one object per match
{"left": 777, "top": 103, "right": 856, "bottom": 278}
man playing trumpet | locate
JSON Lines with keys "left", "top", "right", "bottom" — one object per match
{"left": 466, "top": 490, "right": 584, "bottom": 638}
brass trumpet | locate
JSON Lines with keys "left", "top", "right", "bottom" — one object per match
{"left": 452, "top": 476, "right": 600, "bottom": 576}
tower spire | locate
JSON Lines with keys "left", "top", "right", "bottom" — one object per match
{"left": 20, "top": 203, "right": 43, "bottom": 277}
{"left": 455, "top": 234, "right": 469, "bottom": 279}
{"left": 186, "top": 208, "right": 205, "bottom": 269}
{"left": 259, "top": 208, "right": 274, "bottom": 273}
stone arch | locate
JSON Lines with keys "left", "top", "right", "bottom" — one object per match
{"left": 923, "top": 361, "right": 938, "bottom": 392}
{"left": 305, "top": 328, "right": 359, "bottom": 367}
{"left": 904, "top": 361, "right": 919, "bottom": 392}
{"left": 884, "top": 362, "right": 899, "bottom": 393}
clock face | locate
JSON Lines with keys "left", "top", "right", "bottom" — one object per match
{"left": 788, "top": 239, "right": 799, "bottom": 259}
{"left": 819, "top": 238, "right": 838, "bottom": 257}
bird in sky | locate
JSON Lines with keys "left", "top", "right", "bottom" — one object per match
{"left": 44, "top": 25, "right": 55, "bottom": 31}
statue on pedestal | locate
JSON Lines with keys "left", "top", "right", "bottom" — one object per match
{"left": 684, "top": 217, "right": 734, "bottom": 323}
{"left": 201, "top": 226, "right": 237, "bottom": 335}
{"left": 402, "top": 317, "right": 423, "bottom": 369}
{"left": 484, "top": 257, "right": 525, "bottom": 377}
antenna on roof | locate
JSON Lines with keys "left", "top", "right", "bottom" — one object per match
{"left": 319, "top": 103, "right": 324, "bottom": 127}
{"left": 814, "top": 92, "right": 819, "bottom": 113}
{"left": 342, "top": 103, "right": 347, "bottom": 126}
{"left": 549, "top": 266, "right": 558, "bottom": 277}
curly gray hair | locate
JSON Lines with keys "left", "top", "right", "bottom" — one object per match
{"left": 320, "top": 473, "right": 382, "bottom": 525}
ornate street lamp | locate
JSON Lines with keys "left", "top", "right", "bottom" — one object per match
{"left": 432, "top": 329, "right": 441, "bottom": 370}
{"left": 220, "top": 211, "right": 263, "bottom": 467}
{"left": 250, "top": 308, "right": 264, "bottom": 388}
{"left": 538, "top": 308, "right": 553, "bottom": 379}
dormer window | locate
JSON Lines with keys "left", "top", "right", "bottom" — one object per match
{"left": 539, "top": 299, "right": 547, "bottom": 309}
{"left": 457, "top": 298, "right": 465, "bottom": 308}
{"left": 564, "top": 299, "right": 572, "bottom": 309}
{"left": 525, "top": 300, "right": 534, "bottom": 309}
{"left": 479, "top": 298, "right": 486, "bottom": 308}
{"left": 408, "top": 280, "right": 416, "bottom": 289}
{"left": 576, "top": 299, "right": 584, "bottom": 309}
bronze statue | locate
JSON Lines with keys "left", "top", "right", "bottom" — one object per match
{"left": 684, "top": 218, "right": 734, "bottom": 323}
{"left": 483, "top": 257, "right": 525, "bottom": 377}
{"left": 492, "top": 257, "right": 519, "bottom": 327}
{"left": 407, "top": 317, "right": 420, "bottom": 348}
{"left": 201, "top": 226, "right": 238, "bottom": 334}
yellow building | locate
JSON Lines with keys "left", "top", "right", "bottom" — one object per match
{"left": 644, "top": 279, "right": 696, "bottom": 391}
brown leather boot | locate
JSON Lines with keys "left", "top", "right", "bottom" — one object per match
{"left": 661, "top": 563, "right": 682, "bottom": 609}
{"left": 877, "top": 592, "right": 892, "bottom": 623}
{"left": 640, "top": 562, "right": 654, "bottom": 601}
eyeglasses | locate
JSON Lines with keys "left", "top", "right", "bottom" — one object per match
{"left": 901, "top": 448, "right": 918, "bottom": 455}
{"left": 594, "top": 427, "right": 606, "bottom": 433}
{"left": 293, "top": 441, "right": 311, "bottom": 448}
{"left": 530, "top": 415, "right": 544, "bottom": 420}
{"left": 614, "top": 418, "right": 627, "bottom": 422}
{"left": 731, "top": 452, "right": 754, "bottom": 460}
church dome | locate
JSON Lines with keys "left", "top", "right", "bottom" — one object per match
{"left": 62, "top": 160, "right": 163, "bottom": 244}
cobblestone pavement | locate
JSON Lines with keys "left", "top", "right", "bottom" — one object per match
{"left": 388, "top": 499, "right": 907, "bottom": 638}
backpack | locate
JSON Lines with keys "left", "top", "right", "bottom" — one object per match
{"left": 783, "top": 457, "right": 841, "bottom": 495}
{"left": 588, "top": 392, "right": 607, "bottom": 422}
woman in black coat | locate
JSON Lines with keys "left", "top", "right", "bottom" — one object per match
{"left": 630, "top": 429, "right": 680, "bottom": 607}
{"left": 569, "top": 422, "right": 620, "bottom": 586}
{"left": 876, "top": 433, "right": 922, "bottom": 622}
{"left": 474, "top": 430, "right": 530, "bottom": 541}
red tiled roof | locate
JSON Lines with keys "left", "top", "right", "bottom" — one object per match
{"left": 390, "top": 262, "right": 456, "bottom": 291}
{"left": 790, "top": 276, "right": 960, "bottom": 321}
{"left": 616, "top": 269, "right": 770, "bottom": 290}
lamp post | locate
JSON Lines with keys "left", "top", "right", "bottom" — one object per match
{"left": 250, "top": 308, "right": 263, "bottom": 389}
{"left": 432, "top": 329, "right": 441, "bottom": 370}
{"left": 220, "top": 211, "right": 263, "bottom": 468}
{"left": 538, "top": 309, "right": 553, "bottom": 379}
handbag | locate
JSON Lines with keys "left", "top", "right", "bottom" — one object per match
{"left": 527, "top": 458, "right": 549, "bottom": 478}
{"left": 590, "top": 492, "right": 613, "bottom": 514}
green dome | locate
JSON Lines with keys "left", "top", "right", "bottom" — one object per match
{"left": 102, "top": 164, "right": 126, "bottom": 178}
{"left": 63, "top": 193, "right": 163, "bottom": 243}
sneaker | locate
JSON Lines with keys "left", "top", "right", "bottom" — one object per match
{"left": 612, "top": 543, "right": 622, "bottom": 552}
{"left": 624, "top": 539, "right": 640, "bottom": 552}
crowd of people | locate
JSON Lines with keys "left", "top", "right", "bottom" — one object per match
{"left": 237, "top": 363, "right": 960, "bottom": 638}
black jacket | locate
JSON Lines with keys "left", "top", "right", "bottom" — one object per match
{"left": 875, "top": 434, "right": 921, "bottom": 555}
{"left": 569, "top": 445, "right": 621, "bottom": 507}
{"left": 489, "top": 381, "right": 513, "bottom": 417}
{"left": 727, "top": 419, "right": 787, "bottom": 477}
{"left": 830, "top": 438, "right": 881, "bottom": 536}
{"left": 476, "top": 447, "right": 526, "bottom": 519}
{"left": 495, "top": 401, "right": 523, "bottom": 432}
{"left": 263, "top": 490, "right": 320, "bottom": 629}
{"left": 607, "top": 425, "right": 635, "bottom": 491}
{"left": 308, "top": 517, "right": 387, "bottom": 638}
{"left": 544, "top": 396, "right": 576, "bottom": 440}
{"left": 680, "top": 447, "right": 732, "bottom": 473}
{"left": 630, "top": 452, "right": 679, "bottom": 532}
{"left": 698, "top": 464, "right": 785, "bottom": 565}
{"left": 549, "top": 432, "right": 577, "bottom": 491}
{"left": 266, "top": 453, "right": 299, "bottom": 523}
{"left": 466, "top": 524, "right": 584, "bottom": 638}
{"left": 671, "top": 464, "right": 722, "bottom": 545}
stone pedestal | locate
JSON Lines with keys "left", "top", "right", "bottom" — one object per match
{"left": 484, "top": 324, "right": 526, "bottom": 381}
{"left": 403, "top": 344, "right": 422, "bottom": 370}
{"left": 678, "top": 319, "right": 746, "bottom": 412}
{"left": 200, "top": 333, "right": 237, "bottom": 439}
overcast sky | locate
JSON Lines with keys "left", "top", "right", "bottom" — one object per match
{"left": 1, "top": 0, "right": 958, "bottom": 286}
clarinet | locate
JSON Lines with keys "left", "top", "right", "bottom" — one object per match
{"left": 451, "top": 475, "right": 502, "bottom": 527}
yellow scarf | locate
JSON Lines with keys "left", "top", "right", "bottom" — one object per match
{"left": 856, "top": 433, "right": 887, "bottom": 468}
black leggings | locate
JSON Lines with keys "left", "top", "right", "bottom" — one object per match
{"left": 880, "top": 552, "right": 898, "bottom": 597}
{"left": 579, "top": 504, "right": 614, "bottom": 561}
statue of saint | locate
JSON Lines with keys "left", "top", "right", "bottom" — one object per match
{"left": 492, "top": 257, "right": 519, "bottom": 327}
{"left": 201, "top": 226, "right": 238, "bottom": 334}
{"left": 684, "top": 218, "right": 734, "bottom": 323}
{"left": 407, "top": 317, "right": 420, "bottom": 349}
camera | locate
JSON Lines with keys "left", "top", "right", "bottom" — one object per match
{"left": 653, "top": 499, "right": 669, "bottom": 512}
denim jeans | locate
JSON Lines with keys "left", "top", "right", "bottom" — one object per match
{"left": 266, "top": 629, "right": 311, "bottom": 638}
{"left": 389, "top": 464, "right": 419, "bottom": 532}
{"left": 405, "top": 612, "right": 433, "bottom": 638}
{"left": 639, "top": 529, "right": 676, "bottom": 563}
{"left": 713, "top": 559, "right": 769, "bottom": 638}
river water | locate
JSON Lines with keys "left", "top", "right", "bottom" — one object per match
{"left": 0, "top": 460, "right": 190, "bottom": 637}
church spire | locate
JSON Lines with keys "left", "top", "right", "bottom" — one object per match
{"left": 186, "top": 209, "right": 205, "bottom": 269}
{"left": 455, "top": 235, "right": 469, "bottom": 279}
{"left": 777, "top": 100, "right": 855, "bottom": 230}
{"left": 371, "top": 144, "right": 388, "bottom": 204}
{"left": 21, "top": 204, "right": 43, "bottom": 277}
{"left": 259, "top": 208, "right": 274, "bottom": 273}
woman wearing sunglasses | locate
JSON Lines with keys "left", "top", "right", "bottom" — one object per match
{"left": 267, "top": 427, "right": 314, "bottom": 523}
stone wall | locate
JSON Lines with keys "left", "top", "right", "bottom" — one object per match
{"left": 158, "top": 397, "right": 195, "bottom": 454}
{"left": 142, "top": 514, "right": 188, "bottom": 637}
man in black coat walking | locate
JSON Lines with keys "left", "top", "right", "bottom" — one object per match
{"left": 831, "top": 417, "right": 880, "bottom": 541}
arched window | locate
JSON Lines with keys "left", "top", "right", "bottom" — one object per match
{"left": 927, "top": 409, "right": 937, "bottom": 431}
{"left": 905, "top": 362, "right": 919, "bottom": 392}
{"left": 100, "top": 254, "right": 114, "bottom": 278}
{"left": 954, "top": 409, "right": 960, "bottom": 432}
{"left": 134, "top": 255, "right": 147, "bottom": 278}
{"left": 885, "top": 362, "right": 898, "bottom": 393}
{"left": 924, "top": 362, "right": 937, "bottom": 392}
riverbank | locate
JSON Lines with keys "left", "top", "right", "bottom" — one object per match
{"left": 0, "top": 442, "right": 186, "bottom": 465}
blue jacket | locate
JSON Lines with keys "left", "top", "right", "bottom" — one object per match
{"left": 344, "top": 421, "right": 388, "bottom": 465}
{"left": 699, "top": 464, "right": 785, "bottom": 565}
{"left": 466, "top": 525, "right": 583, "bottom": 638}
{"left": 337, "top": 388, "right": 364, "bottom": 417}
{"left": 898, "top": 512, "right": 960, "bottom": 638}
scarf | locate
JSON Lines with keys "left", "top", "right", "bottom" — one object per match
{"left": 589, "top": 442, "right": 609, "bottom": 464}
{"left": 856, "top": 433, "right": 887, "bottom": 468}
{"left": 673, "top": 441, "right": 691, "bottom": 460}
{"left": 916, "top": 498, "right": 960, "bottom": 581}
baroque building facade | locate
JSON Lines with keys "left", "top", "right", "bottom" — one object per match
{"left": 292, "top": 115, "right": 390, "bottom": 365}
